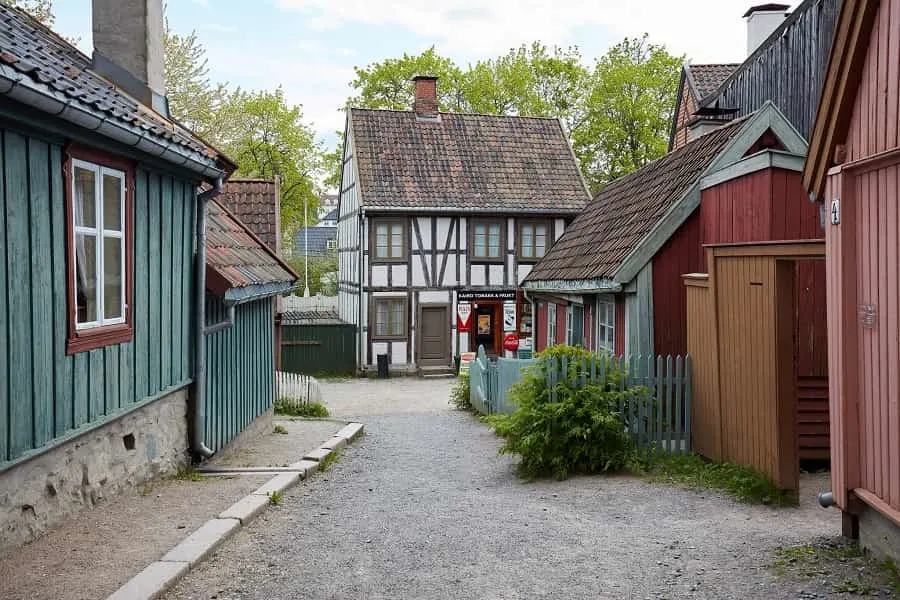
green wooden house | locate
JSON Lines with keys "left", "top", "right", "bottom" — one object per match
{"left": 0, "top": 0, "right": 296, "bottom": 554}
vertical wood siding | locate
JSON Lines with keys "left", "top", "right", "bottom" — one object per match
{"left": 709, "top": 0, "right": 840, "bottom": 140}
{"left": 852, "top": 165, "right": 900, "bottom": 511}
{"left": 535, "top": 302, "right": 547, "bottom": 351}
{"left": 700, "top": 168, "right": 829, "bottom": 459}
{"left": 652, "top": 211, "right": 703, "bottom": 357}
{"left": 670, "top": 77, "right": 697, "bottom": 152}
{"left": 0, "top": 130, "right": 196, "bottom": 469}
{"left": 846, "top": 0, "right": 900, "bottom": 162}
{"left": 685, "top": 277, "right": 721, "bottom": 459}
{"left": 614, "top": 296, "right": 626, "bottom": 356}
{"left": 204, "top": 296, "right": 274, "bottom": 453}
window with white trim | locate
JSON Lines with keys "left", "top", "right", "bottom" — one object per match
{"left": 547, "top": 302, "right": 557, "bottom": 346}
{"left": 597, "top": 296, "right": 615, "bottom": 353}
{"left": 567, "top": 303, "right": 584, "bottom": 346}
{"left": 373, "top": 297, "right": 407, "bottom": 340}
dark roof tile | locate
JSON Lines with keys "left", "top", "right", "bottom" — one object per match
{"left": 350, "top": 108, "right": 590, "bottom": 213}
{"left": 525, "top": 117, "right": 749, "bottom": 283}
{"left": 688, "top": 63, "right": 741, "bottom": 99}
{"left": 218, "top": 179, "right": 280, "bottom": 253}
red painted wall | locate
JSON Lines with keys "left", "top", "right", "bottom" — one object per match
{"left": 653, "top": 211, "right": 704, "bottom": 357}
{"left": 535, "top": 301, "right": 548, "bottom": 352}
{"left": 615, "top": 295, "right": 626, "bottom": 356}
{"left": 556, "top": 302, "right": 567, "bottom": 345}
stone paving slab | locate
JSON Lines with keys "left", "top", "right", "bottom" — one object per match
{"left": 160, "top": 518, "right": 241, "bottom": 566}
{"left": 218, "top": 494, "right": 271, "bottom": 524}
{"left": 321, "top": 436, "right": 348, "bottom": 451}
{"left": 303, "top": 447, "right": 333, "bottom": 462}
{"left": 251, "top": 473, "right": 301, "bottom": 497}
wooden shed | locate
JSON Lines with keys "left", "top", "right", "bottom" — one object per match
{"left": 803, "top": 0, "right": 900, "bottom": 555}
{"left": 686, "top": 241, "right": 825, "bottom": 495}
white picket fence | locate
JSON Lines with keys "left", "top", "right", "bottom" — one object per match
{"left": 275, "top": 370, "right": 323, "bottom": 410}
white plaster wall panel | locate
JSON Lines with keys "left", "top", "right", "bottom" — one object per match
{"left": 458, "top": 218, "right": 467, "bottom": 249}
{"left": 392, "top": 264, "right": 408, "bottom": 288}
{"left": 442, "top": 258, "right": 458, "bottom": 287}
{"left": 411, "top": 261, "right": 427, "bottom": 287}
{"left": 372, "top": 342, "right": 388, "bottom": 359}
{"left": 419, "top": 290, "right": 450, "bottom": 303}
{"left": 470, "top": 266, "right": 485, "bottom": 286}
{"left": 416, "top": 217, "right": 432, "bottom": 250}
{"left": 554, "top": 219, "right": 566, "bottom": 240}
{"left": 517, "top": 264, "right": 533, "bottom": 284}
{"left": 489, "top": 265, "right": 504, "bottom": 285}
{"left": 371, "top": 265, "right": 388, "bottom": 288}
{"left": 507, "top": 218, "right": 516, "bottom": 245}
{"left": 392, "top": 342, "right": 407, "bottom": 364}
{"left": 436, "top": 217, "right": 452, "bottom": 251}
{"left": 507, "top": 255, "right": 516, "bottom": 285}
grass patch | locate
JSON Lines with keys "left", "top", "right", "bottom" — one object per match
{"left": 274, "top": 399, "right": 330, "bottom": 418}
{"left": 267, "top": 490, "right": 283, "bottom": 505}
{"left": 632, "top": 453, "right": 794, "bottom": 506}
{"left": 769, "top": 540, "right": 900, "bottom": 595}
{"left": 273, "top": 424, "right": 289, "bottom": 435}
{"left": 319, "top": 448, "right": 342, "bottom": 472}
{"left": 173, "top": 466, "right": 205, "bottom": 482}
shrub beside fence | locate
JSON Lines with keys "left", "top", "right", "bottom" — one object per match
{"left": 469, "top": 345, "right": 692, "bottom": 455}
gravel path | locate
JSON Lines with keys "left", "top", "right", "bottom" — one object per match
{"left": 165, "top": 377, "right": 848, "bottom": 600}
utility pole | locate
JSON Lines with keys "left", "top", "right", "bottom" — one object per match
{"left": 303, "top": 193, "right": 310, "bottom": 297}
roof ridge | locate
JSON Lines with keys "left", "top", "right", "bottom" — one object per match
{"left": 350, "top": 106, "right": 564, "bottom": 122}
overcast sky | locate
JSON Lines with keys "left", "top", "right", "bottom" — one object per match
{"left": 52, "top": 1, "right": 795, "bottom": 150}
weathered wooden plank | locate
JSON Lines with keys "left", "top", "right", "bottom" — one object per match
{"left": 104, "top": 345, "right": 119, "bottom": 414}
{"left": 28, "top": 138, "right": 54, "bottom": 447}
{"left": 0, "top": 131, "right": 7, "bottom": 461}
{"left": 6, "top": 131, "right": 34, "bottom": 458}
{"left": 675, "top": 355, "right": 684, "bottom": 455}
{"left": 160, "top": 176, "right": 173, "bottom": 386}
{"left": 170, "top": 180, "right": 184, "bottom": 385}
{"left": 134, "top": 170, "right": 150, "bottom": 401}
{"left": 50, "top": 144, "right": 73, "bottom": 436}
{"left": 148, "top": 173, "right": 161, "bottom": 394}
{"left": 88, "top": 348, "right": 104, "bottom": 421}
{"left": 655, "top": 355, "right": 664, "bottom": 454}
{"left": 73, "top": 352, "right": 89, "bottom": 428}
{"left": 685, "top": 355, "right": 693, "bottom": 453}
{"left": 665, "top": 355, "right": 674, "bottom": 454}
{"left": 120, "top": 341, "right": 134, "bottom": 409}
{"left": 182, "top": 185, "right": 194, "bottom": 381}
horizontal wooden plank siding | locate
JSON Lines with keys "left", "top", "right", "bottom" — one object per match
{"left": 205, "top": 296, "right": 275, "bottom": 453}
{"left": 0, "top": 129, "right": 195, "bottom": 470}
{"left": 707, "top": 0, "right": 840, "bottom": 140}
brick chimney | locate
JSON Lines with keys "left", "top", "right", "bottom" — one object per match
{"left": 744, "top": 4, "right": 790, "bottom": 56}
{"left": 412, "top": 75, "right": 440, "bottom": 122}
{"left": 91, "top": 0, "right": 168, "bottom": 116}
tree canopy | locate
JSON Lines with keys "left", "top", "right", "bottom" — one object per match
{"left": 343, "top": 36, "right": 683, "bottom": 192}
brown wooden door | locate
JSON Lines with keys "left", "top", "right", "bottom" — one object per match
{"left": 419, "top": 305, "right": 450, "bottom": 366}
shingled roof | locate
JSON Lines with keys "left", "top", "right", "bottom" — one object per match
{"left": 0, "top": 4, "right": 232, "bottom": 178}
{"left": 688, "top": 64, "right": 741, "bottom": 99}
{"left": 219, "top": 179, "right": 280, "bottom": 254}
{"left": 205, "top": 201, "right": 297, "bottom": 303}
{"left": 349, "top": 108, "right": 590, "bottom": 213}
{"left": 524, "top": 117, "right": 749, "bottom": 285}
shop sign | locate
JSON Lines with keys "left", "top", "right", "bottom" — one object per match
{"left": 503, "top": 333, "right": 520, "bottom": 352}
{"left": 457, "top": 302, "right": 472, "bottom": 332}
{"left": 458, "top": 290, "right": 517, "bottom": 301}
{"left": 503, "top": 301, "right": 517, "bottom": 332}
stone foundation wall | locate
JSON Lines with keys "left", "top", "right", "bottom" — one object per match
{"left": 859, "top": 505, "right": 900, "bottom": 562}
{"left": 0, "top": 388, "right": 190, "bottom": 556}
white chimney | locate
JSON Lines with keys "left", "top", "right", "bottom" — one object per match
{"left": 744, "top": 4, "right": 790, "bottom": 56}
{"left": 91, "top": 0, "right": 168, "bottom": 116}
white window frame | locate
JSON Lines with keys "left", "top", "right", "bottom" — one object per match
{"left": 326, "top": 238, "right": 337, "bottom": 251}
{"left": 597, "top": 295, "right": 616, "bottom": 353}
{"left": 547, "top": 302, "right": 557, "bottom": 346}
{"left": 566, "top": 302, "right": 584, "bottom": 346}
{"left": 71, "top": 158, "right": 126, "bottom": 330}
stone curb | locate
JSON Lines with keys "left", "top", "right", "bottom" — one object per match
{"left": 104, "top": 421, "right": 365, "bottom": 600}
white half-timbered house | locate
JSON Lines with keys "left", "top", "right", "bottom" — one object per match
{"left": 337, "top": 76, "right": 591, "bottom": 374}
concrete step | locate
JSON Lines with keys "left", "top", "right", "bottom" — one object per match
{"left": 418, "top": 366, "right": 456, "bottom": 378}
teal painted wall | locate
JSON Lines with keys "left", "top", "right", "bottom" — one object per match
{"left": 0, "top": 128, "right": 197, "bottom": 470}
{"left": 204, "top": 295, "right": 275, "bottom": 453}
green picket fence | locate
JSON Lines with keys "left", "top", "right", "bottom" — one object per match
{"left": 469, "top": 346, "right": 692, "bottom": 455}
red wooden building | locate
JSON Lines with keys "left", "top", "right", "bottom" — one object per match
{"left": 803, "top": 0, "right": 900, "bottom": 558}
{"left": 526, "top": 102, "right": 830, "bottom": 459}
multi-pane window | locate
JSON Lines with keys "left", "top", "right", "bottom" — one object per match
{"left": 519, "top": 221, "right": 549, "bottom": 261}
{"left": 567, "top": 304, "right": 584, "bottom": 347}
{"left": 67, "top": 151, "right": 133, "bottom": 354}
{"left": 373, "top": 220, "right": 405, "bottom": 261}
{"left": 326, "top": 238, "right": 337, "bottom": 251}
{"left": 471, "top": 220, "right": 503, "bottom": 261}
{"left": 547, "top": 302, "right": 557, "bottom": 346}
{"left": 373, "top": 298, "right": 406, "bottom": 339}
{"left": 597, "top": 296, "right": 616, "bottom": 353}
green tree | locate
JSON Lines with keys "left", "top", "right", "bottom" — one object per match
{"left": 574, "top": 35, "right": 683, "bottom": 190}
{"left": 164, "top": 25, "right": 227, "bottom": 139}
{"left": 215, "top": 87, "right": 322, "bottom": 238}
{"left": 321, "top": 129, "right": 344, "bottom": 193}
{"left": 288, "top": 252, "right": 337, "bottom": 296}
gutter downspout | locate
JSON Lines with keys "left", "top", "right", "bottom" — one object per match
{"left": 522, "top": 287, "right": 535, "bottom": 353}
{"left": 358, "top": 209, "right": 365, "bottom": 372}
{"left": 192, "top": 178, "right": 223, "bottom": 460}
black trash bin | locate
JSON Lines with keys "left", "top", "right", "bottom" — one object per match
{"left": 376, "top": 353, "right": 389, "bottom": 378}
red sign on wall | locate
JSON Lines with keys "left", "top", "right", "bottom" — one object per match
{"left": 503, "top": 333, "right": 520, "bottom": 352}
{"left": 457, "top": 303, "right": 472, "bottom": 333}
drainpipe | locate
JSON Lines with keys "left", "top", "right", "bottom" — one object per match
{"left": 522, "top": 287, "right": 535, "bottom": 352}
{"left": 357, "top": 209, "right": 365, "bottom": 371}
{"left": 818, "top": 491, "right": 836, "bottom": 508}
{"left": 192, "top": 178, "right": 223, "bottom": 460}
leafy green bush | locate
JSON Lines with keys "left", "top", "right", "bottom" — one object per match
{"left": 274, "top": 399, "right": 330, "bottom": 418}
{"left": 485, "top": 345, "right": 647, "bottom": 480}
{"left": 449, "top": 371, "right": 472, "bottom": 411}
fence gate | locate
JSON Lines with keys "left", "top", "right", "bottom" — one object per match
{"left": 281, "top": 323, "right": 356, "bottom": 376}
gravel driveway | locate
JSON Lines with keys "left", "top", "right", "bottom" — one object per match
{"left": 165, "top": 377, "right": 847, "bottom": 600}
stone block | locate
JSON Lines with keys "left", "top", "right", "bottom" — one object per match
{"left": 335, "top": 422, "right": 365, "bottom": 441}
{"left": 303, "top": 447, "right": 332, "bottom": 462}
{"left": 321, "top": 436, "right": 348, "bottom": 451}
{"left": 160, "top": 518, "right": 240, "bottom": 566}
{"left": 288, "top": 460, "right": 320, "bottom": 478}
{"left": 107, "top": 560, "right": 190, "bottom": 600}
{"left": 218, "top": 494, "right": 270, "bottom": 524}
{"left": 251, "top": 472, "right": 301, "bottom": 497}
{"left": 859, "top": 505, "right": 900, "bottom": 561}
